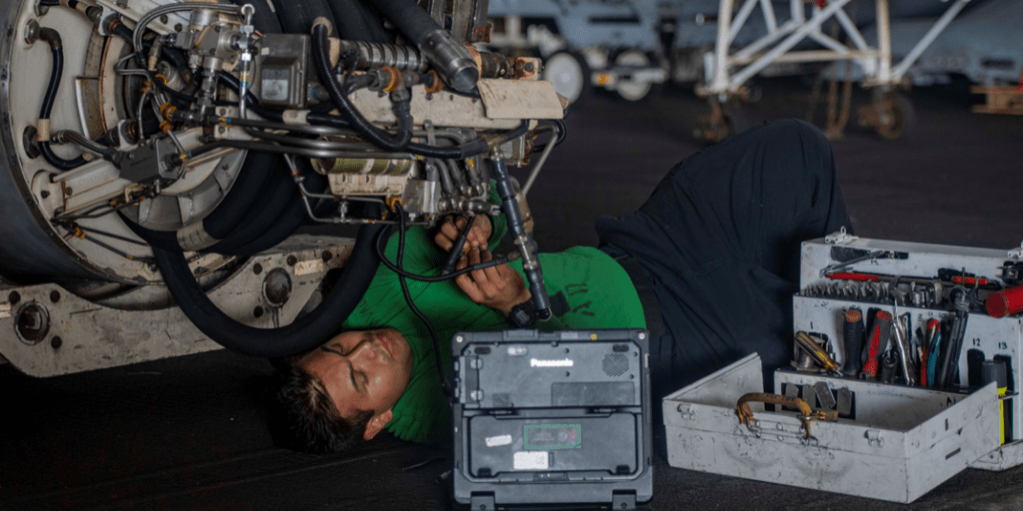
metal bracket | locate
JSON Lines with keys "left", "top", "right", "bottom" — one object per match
{"left": 825, "top": 227, "right": 859, "bottom": 245}
{"left": 677, "top": 403, "right": 696, "bottom": 421}
{"left": 1008, "top": 242, "right": 1023, "bottom": 260}
{"left": 866, "top": 429, "right": 884, "bottom": 448}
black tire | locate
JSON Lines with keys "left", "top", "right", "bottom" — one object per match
{"left": 873, "top": 93, "right": 916, "bottom": 141}
{"left": 543, "top": 51, "right": 592, "bottom": 108}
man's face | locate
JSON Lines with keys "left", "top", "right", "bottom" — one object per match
{"left": 297, "top": 328, "right": 414, "bottom": 440}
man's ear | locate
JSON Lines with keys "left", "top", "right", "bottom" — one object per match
{"left": 363, "top": 409, "right": 394, "bottom": 441}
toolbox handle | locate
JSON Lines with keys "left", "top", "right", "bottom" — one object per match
{"left": 736, "top": 392, "right": 838, "bottom": 439}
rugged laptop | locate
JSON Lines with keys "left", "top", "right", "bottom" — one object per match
{"left": 451, "top": 329, "right": 653, "bottom": 510}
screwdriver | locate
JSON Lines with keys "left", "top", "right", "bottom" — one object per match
{"left": 843, "top": 308, "right": 864, "bottom": 375}
{"left": 794, "top": 331, "right": 844, "bottom": 376}
{"left": 861, "top": 310, "right": 893, "bottom": 379}
{"left": 925, "top": 319, "right": 942, "bottom": 388}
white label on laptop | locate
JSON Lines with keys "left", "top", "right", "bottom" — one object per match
{"left": 513, "top": 451, "right": 549, "bottom": 470}
{"left": 486, "top": 434, "right": 513, "bottom": 447}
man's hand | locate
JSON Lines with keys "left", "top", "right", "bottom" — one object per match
{"left": 434, "top": 215, "right": 492, "bottom": 254}
{"left": 454, "top": 248, "right": 531, "bottom": 316}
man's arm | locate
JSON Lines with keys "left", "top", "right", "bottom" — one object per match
{"left": 453, "top": 247, "right": 529, "bottom": 315}
{"left": 453, "top": 247, "right": 566, "bottom": 330}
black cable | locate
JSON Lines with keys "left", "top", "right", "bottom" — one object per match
{"left": 374, "top": 226, "right": 509, "bottom": 283}
{"left": 312, "top": 24, "right": 413, "bottom": 152}
{"left": 440, "top": 215, "right": 474, "bottom": 275}
{"left": 37, "top": 28, "right": 86, "bottom": 170}
{"left": 394, "top": 204, "right": 452, "bottom": 397}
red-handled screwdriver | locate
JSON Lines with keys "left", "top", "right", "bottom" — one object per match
{"left": 862, "top": 310, "right": 893, "bottom": 379}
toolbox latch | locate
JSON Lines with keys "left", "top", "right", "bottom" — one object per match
{"left": 1008, "top": 241, "right": 1023, "bottom": 260}
{"left": 825, "top": 227, "right": 858, "bottom": 245}
{"left": 677, "top": 404, "right": 696, "bottom": 421}
{"left": 865, "top": 429, "right": 884, "bottom": 448}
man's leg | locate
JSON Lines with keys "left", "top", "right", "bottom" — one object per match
{"left": 596, "top": 119, "right": 852, "bottom": 395}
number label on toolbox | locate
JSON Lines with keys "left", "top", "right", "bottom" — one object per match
{"left": 513, "top": 452, "right": 550, "bottom": 470}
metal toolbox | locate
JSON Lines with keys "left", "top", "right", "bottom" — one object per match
{"left": 663, "top": 233, "right": 1023, "bottom": 502}
{"left": 664, "top": 354, "right": 1001, "bottom": 503}
{"left": 797, "top": 233, "right": 1023, "bottom": 471}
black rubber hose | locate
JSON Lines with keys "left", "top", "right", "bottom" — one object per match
{"left": 37, "top": 28, "right": 86, "bottom": 170}
{"left": 365, "top": 0, "right": 437, "bottom": 46}
{"left": 152, "top": 219, "right": 385, "bottom": 358}
{"left": 203, "top": 152, "right": 279, "bottom": 239}
{"left": 312, "top": 24, "right": 412, "bottom": 151}
{"left": 326, "top": 0, "right": 389, "bottom": 43}
{"left": 271, "top": 0, "right": 336, "bottom": 36}
{"left": 205, "top": 166, "right": 295, "bottom": 254}
{"left": 111, "top": 22, "right": 189, "bottom": 71}
{"left": 120, "top": 153, "right": 282, "bottom": 251}
{"left": 226, "top": 170, "right": 329, "bottom": 256}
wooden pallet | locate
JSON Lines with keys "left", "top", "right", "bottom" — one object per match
{"left": 971, "top": 85, "right": 1023, "bottom": 115}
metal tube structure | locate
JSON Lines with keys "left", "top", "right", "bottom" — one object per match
{"left": 730, "top": 0, "right": 854, "bottom": 89}
{"left": 702, "top": 0, "right": 970, "bottom": 97}
{"left": 728, "top": 0, "right": 759, "bottom": 45}
{"left": 711, "top": 0, "right": 735, "bottom": 95}
{"left": 891, "top": 0, "right": 972, "bottom": 81}
{"left": 875, "top": 0, "right": 892, "bottom": 85}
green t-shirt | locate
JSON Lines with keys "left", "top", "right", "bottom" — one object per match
{"left": 342, "top": 208, "right": 646, "bottom": 443}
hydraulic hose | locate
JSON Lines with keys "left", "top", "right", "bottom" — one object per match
{"left": 312, "top": 22, "right": 412, "bottom": 151}
{"left": 227, "top": 170, "right": 329, "bottom": 256}
{"left": 152, "top": 221, "right": 386, "bottom": 358}
{"left": 205, "top": 167, "right": 296, "bottom": 254}
{"left": 364, "top": 0, "right": 477, "bottom": 92}
{"left": 201, "top": 152, "right": 279, "bottom": 240}
{"left": 326, "top": 0, "right": 390, "bottom": 43}
{"left": 37, "top": 28, "right": 86, "bottom": 171}
{"left": 271, "top": 0, "right": 335, "bottom": 36}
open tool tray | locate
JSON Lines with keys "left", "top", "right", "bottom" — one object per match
{"left": 663, "top": 354, "right": 1001, "bottom": 503}
{"left": 796, "top": 234, "right": 1023, "bottom": 471}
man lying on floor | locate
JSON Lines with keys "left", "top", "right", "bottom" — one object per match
{"left": 267, "top": 119, "right": 853, "bottom": 453}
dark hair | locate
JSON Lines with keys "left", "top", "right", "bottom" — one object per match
{"left": 267, "top": 364, "right": 373, "bottom": 453}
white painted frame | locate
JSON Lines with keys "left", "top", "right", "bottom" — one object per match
{"left": 700, "top": 0, "right": 973, "bottom": 97}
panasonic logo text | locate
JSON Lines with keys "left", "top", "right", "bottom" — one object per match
{"left": 530, "top": 358, "right": 574, "bottom": 368}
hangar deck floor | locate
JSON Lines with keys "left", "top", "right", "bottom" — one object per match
{"left": 3, "top": 77, "right": 1023, "bottom": 511}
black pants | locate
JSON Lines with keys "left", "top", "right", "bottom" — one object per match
{"left": 597, "top": 119, "right": 852, "bottom": 398}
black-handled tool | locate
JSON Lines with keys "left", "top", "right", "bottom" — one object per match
{"left": 981, "top": 360, "right": 1009, "bottom": 444}
{"left": 490, "top": 159, "right": 551, "bottom": 320}
{"left": 879, "top": 351, "right": 898, "bottom": 384}
{"left": 843, "top": 308, "right": 864, "bottom": 375}
{"left": 440, "top": 215, "right": 474, "bottom": 275}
